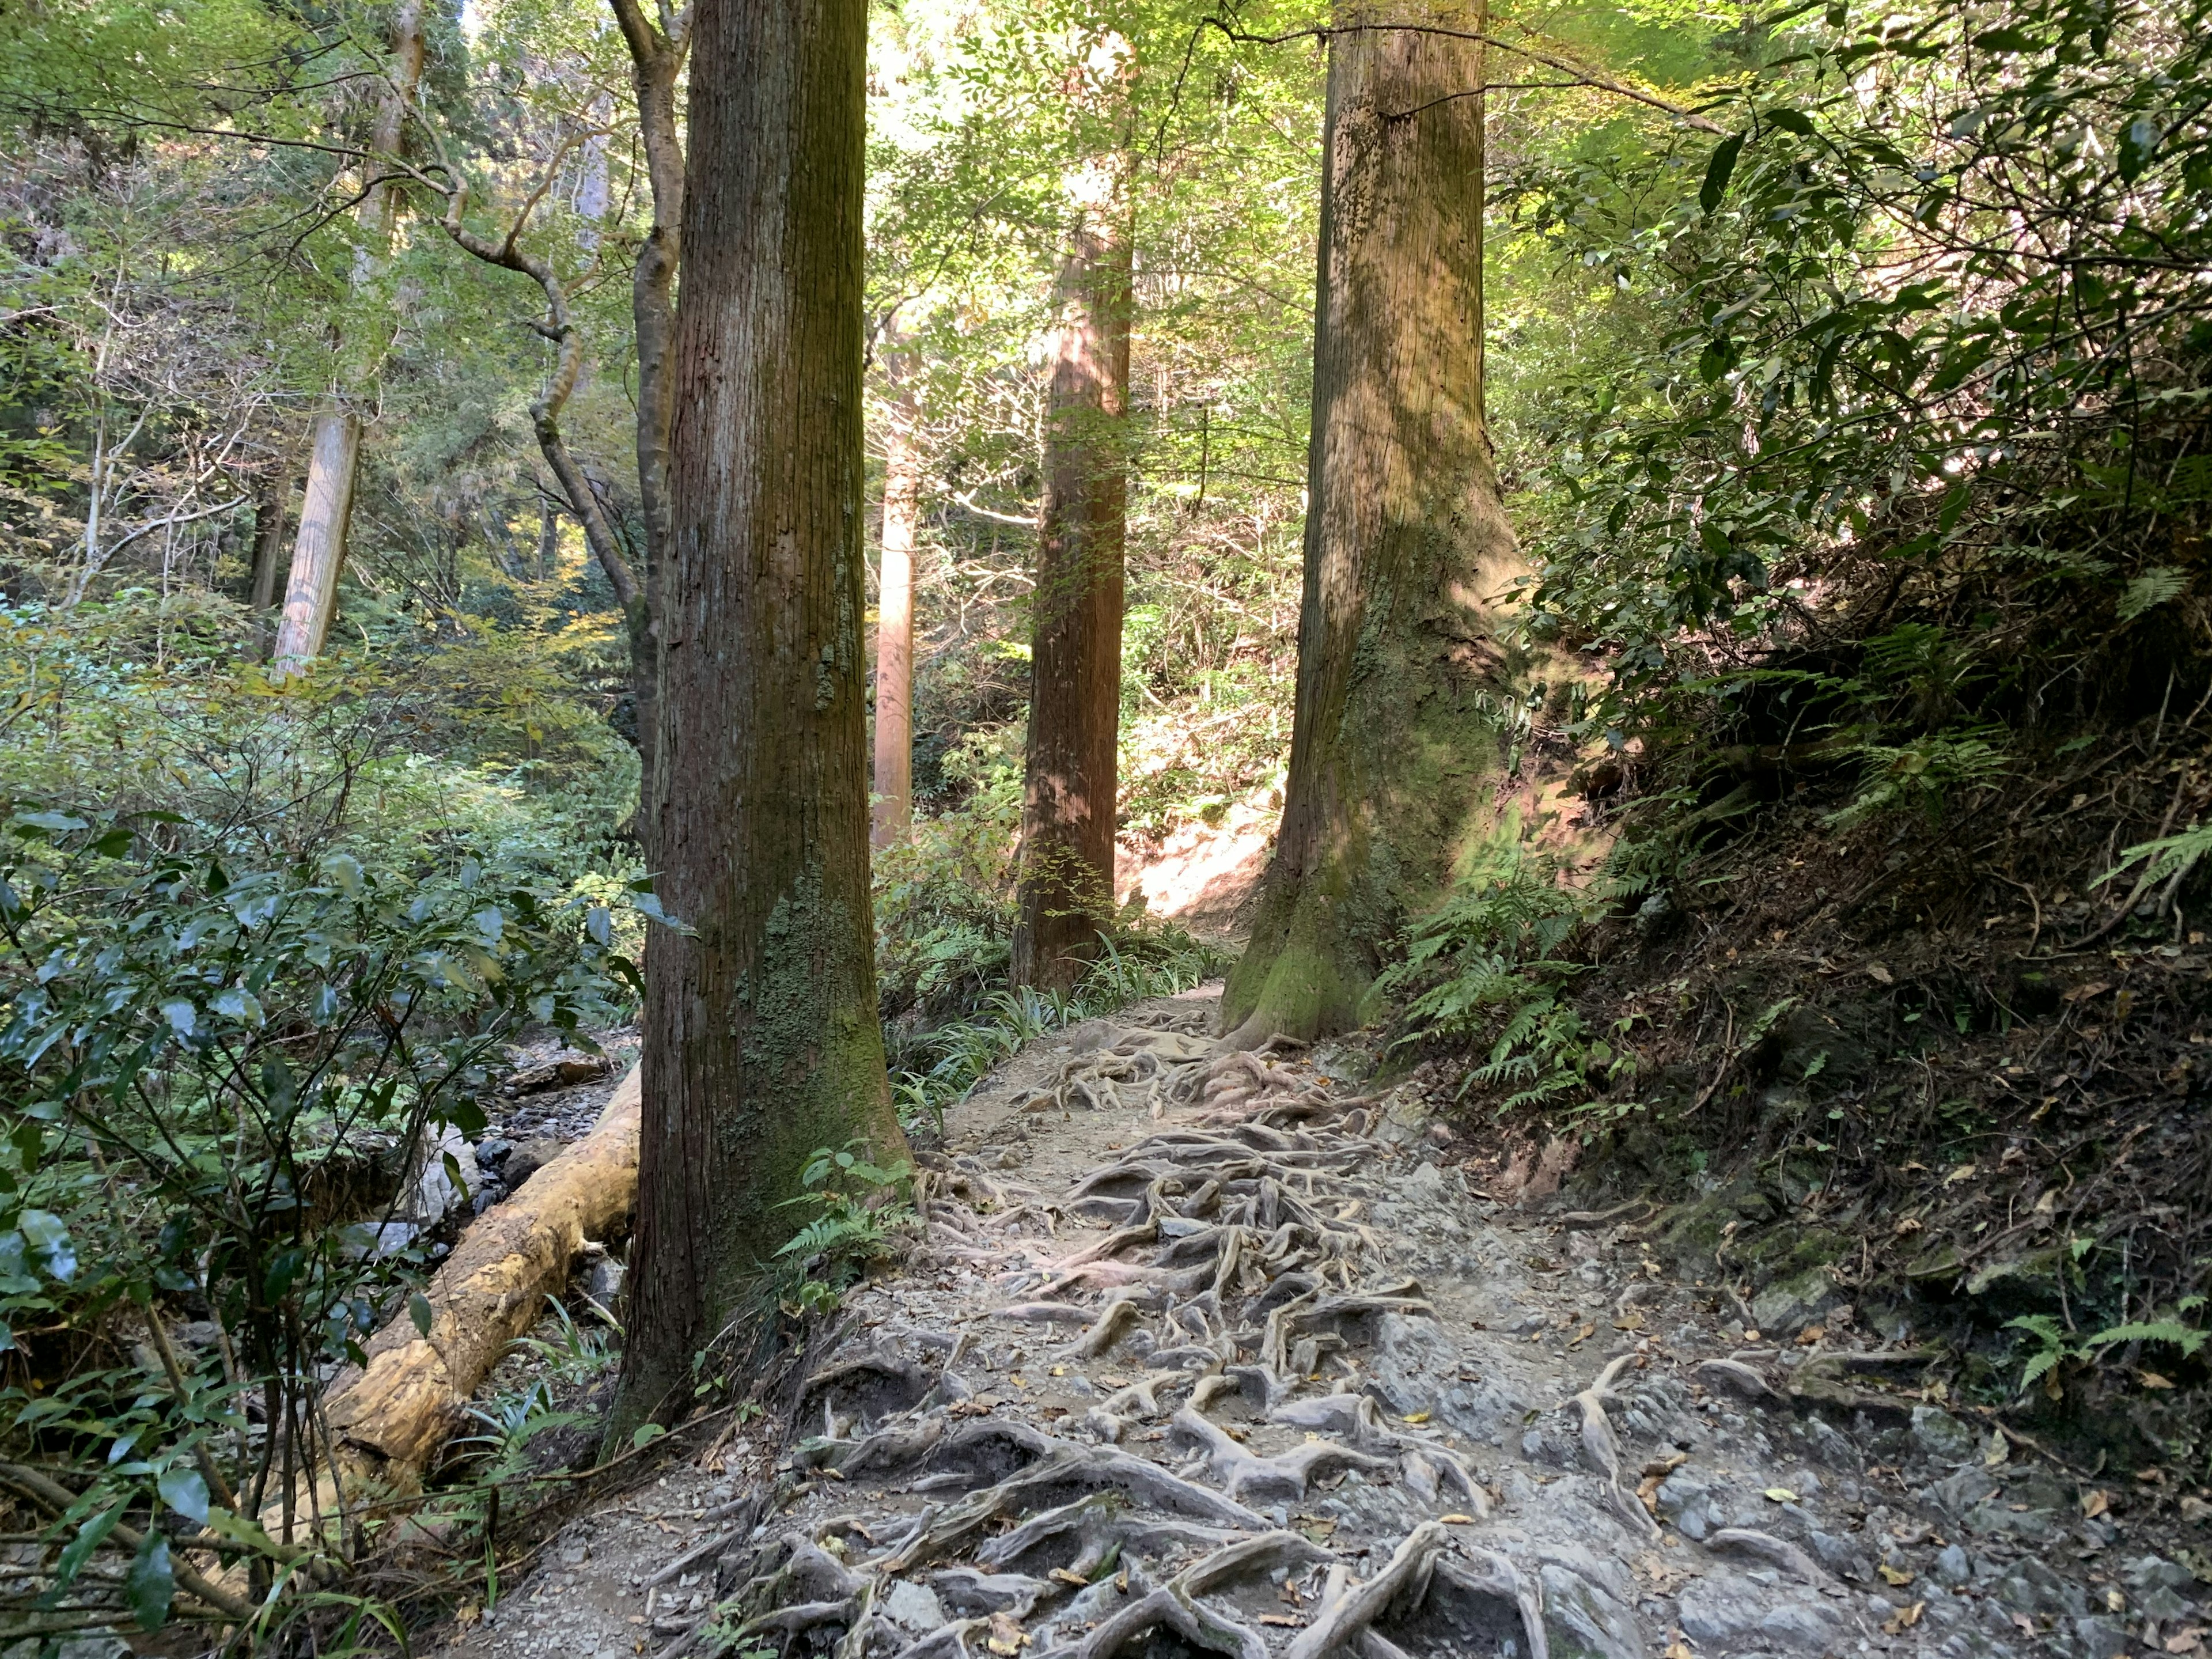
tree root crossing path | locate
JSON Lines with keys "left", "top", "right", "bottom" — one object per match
{"left": 460, "top": 987, "right": 2150, "bottom": 1659}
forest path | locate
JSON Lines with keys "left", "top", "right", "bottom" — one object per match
{"left": 453, "top": 986, "right": 2143, "bottom": 1659}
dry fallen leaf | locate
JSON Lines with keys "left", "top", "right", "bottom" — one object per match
{"left": 1665, "top": 1644, "right": 1696, "bottom": 1659}
{"left": 1878, "top": 1563, "right": 1915, "bottom": 1586}
{"left": 1944, "top": 1162, "right": 1979, "bottom": 1185}
{"left": 1440, "top": 1513, "right": 1476, "bottom": 1525}
{"left": 1764, "top": 1487, "right": 1798, "bottom": 1503}
{"left": 2142, "top": 1371, "right": 2176, "bottom": 1389}
{"left": 1567, "top": 1324, "right": 1596, "bottom": 1348}
{"left": 986, "top": 1613, "right": 1028, "bottom": 1656}
{"left": 2164, "top": 1630, "right": 2206, "bottom": 1656}
{"left": 1257, "top": 1616, "right": 1304, "bottom": 1629}
{"left": 1866, "top": 962, "right": 1895, "bottom": 985}
{"left": 1049, "top": 1569, "right": 1089, "bottom": 1588}
{"left": 1882, "top": 1602, "right": 1926, "bottom": 1635}
{"left": 1796, "top": 1325, "right": 1827, "bottom": 1346}
{"left": 1402, "top": 1411, "right": 1431, "bottom": 1424}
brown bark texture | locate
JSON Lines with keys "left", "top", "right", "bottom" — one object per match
{"left": 309, "top": 1069, "right": 641, "bottom": 1497}
{"left": 872, "top": 386, "right": 922, "bottom": 847}
{"left": 270, "top": 411, "right": 361, "bottom": 669}
{"left": 1221, "top": 2, "right": 1522, "bottom": 1047}
{"left": 616, "top": 0, "right": 906, "bottom": 1431}
{"left": 1010, "top": 168, "right": 1133, "bottom": 992}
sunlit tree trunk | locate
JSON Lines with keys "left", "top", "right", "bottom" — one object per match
{"left": 271, "top": 412, "right": 361, "bottom": 666}
{"left": 872, "top": 396, "right": 922, "bottom": 847}
{"left": 271, "top": 0, "right": 424, "bottom": 673}
{"left": 613, "top": 0, "right": 905, "bottom": 1433}
{"left": 1221, "top": 2, "right": 1522, "bottom": 1047}
{"left": 1011, "top": 143, "right": 1134, "bottom": 991}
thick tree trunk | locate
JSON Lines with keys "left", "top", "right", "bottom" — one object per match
{"left": 1010, "top": 168, "right": 1133, "bottom": 991}
{"left": 614, "top": 0, "right": 905, "bottom": 1432}
{"left": 872, "top": 403, "right": 921, "bottom": 847}
{"left": 270, "top": 411, "right": 362, "bottom": 669}
{"left": 1220, "top": 3, "right": 1521, "bottom": 1047}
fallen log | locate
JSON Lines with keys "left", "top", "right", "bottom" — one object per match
{"left": 316, "top": 1064, "right": 642, "bottom": 1495}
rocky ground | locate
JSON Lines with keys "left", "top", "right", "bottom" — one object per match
{"left": 445, "top": 987, "right": 2207, "bottom": 1659}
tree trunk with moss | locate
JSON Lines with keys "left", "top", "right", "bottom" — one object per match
{"left": 1221, "top": 4, "right": 1521, "bottom": 1048}
{"left": 1011, "top": 154, "right": 1132, "bottom": 992}
{"left": 614, "top": 0, "right": 906, "bottom": 1431}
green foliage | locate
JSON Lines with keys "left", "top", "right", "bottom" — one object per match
{"left": 774, "top": 1143, "right": 915, "bottom": 1316}
{"left": 1503, "top": 0, "right": 2212, "bottom": 784}
{"left": 0, "top": 601, "right": 634, "bottom": 1635}
{"left": 1378, "top": 849, "right": 1628, "bottom": 1113}
{"left": 2006, "top": 1296, "right": 2208, "bottom": 1393}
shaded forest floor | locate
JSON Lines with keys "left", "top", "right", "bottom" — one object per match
{"left": 429, "top": 987, "right": 2203, "bottom": 1659}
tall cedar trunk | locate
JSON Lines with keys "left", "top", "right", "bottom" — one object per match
{"left": 1220, "top": 3, "right": 1522, "bottom": 1047}
{"left": 271, "top": 0, "right": 425, "bottom": 672}
{"left": 614, "top": 0, "right": 904, "bottom": 1431}
{"left": 1010, "top": 175, "right": 1132, "bottom": 991}
{"left": 246, "top": 468, "right": 291, "bottom": 658}
{"left": 872, "top": 396, "right": 922, "bottom": 846}
{"left": 271, "top": 412, "right": 362, "bottom": 667}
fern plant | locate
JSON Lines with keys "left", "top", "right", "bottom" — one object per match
{"left": 2006, "top": 1295, "right": 2207, "bottom": 1395}
{"left": 774, "top": 1142, "right": 915, "bottom": 1315}
{"left": 1378, "top": 849, "right": 1623, "bottom": 1111}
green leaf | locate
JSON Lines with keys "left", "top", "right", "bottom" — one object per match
{"left": 1700, "top": 133, "right": 1745, "bottom": 214}
{"left": 631, "top": 1423, "right": 667, "bottom": 1450}
{"left": 124, "top": 1532, "right": 175, "bottom": 1630}
{"left": 2119, "top": 567, "right": 2186, "bottom": 620}
{"left": 410, "top": 1290, "right": 434, "bottom": 1338}
{"left": 158, "top": 1466, "right": 209, "bottom": 1525}
{"left": 52, "top": 1500, "right": 126, "bottom": 1591}
{"left": 1764, "top": 107, "right": 1816, "bottom": 137}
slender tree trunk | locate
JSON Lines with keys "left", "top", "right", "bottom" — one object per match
{"left": 246, "top": 467, "right": 291, "bottom": 658}
{"left": 872, "top": 390, "right": 922, "bottom": 847}
{"left": 271, "top": 412, "right": 362, "bottom": 668}
{"left": 1010, "top": 159, "right": 1133, "bottom": 991}
{"left": 1220, "top": 2, "right": 1521, "bottom": 1047}
{"left": 271, "top": 0, "right": 425, "bottom": 673}
{"left": 613, "top": 0, "right": 904, "bottom": 1433}
{"left": 610, "top": 0, "right": 690, "bottom": 853}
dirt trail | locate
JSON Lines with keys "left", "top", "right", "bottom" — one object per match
{"left": 455, "top": 986, "right": 2190, "bottom": 1659}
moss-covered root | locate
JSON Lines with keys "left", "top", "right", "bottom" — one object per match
{"left": 1218, "top": 885, "right": 1365, "bottom": 1048}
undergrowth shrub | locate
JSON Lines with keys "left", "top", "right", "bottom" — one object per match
{"left": 0, "top": 600, "right": 638, "bottom": 1640}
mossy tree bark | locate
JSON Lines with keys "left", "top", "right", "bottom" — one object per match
{"left": 615, "top": 0, "right": 906, "bottom": 1430}
{"left": 1221, "top": 3, "right": 1521, "bottom": 1048}
{"left": 1012, "top": 142, "right": 1134, "bottom": 992}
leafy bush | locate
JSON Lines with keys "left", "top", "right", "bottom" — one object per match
{"left": 0, "top": 602, "right": 637, "bottom": 1637}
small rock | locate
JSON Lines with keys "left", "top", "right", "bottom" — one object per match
{"left": 1910, "top": 1404, "right": 1976, "bottom": 1461}
{"left": 2122, "top": 1554, "right": 2196, "bottom": 1593}
{"left": 1934, "top": 1544, "right": 1972, "bottom": 1585}
{"left": 877, "top": 1580, "right": 946, "bottom": 1633}
{"left": 1678, "top": 1573, "right": 1844, "bottom": 1654}
{"left": 586, "top": 1256, "right": 626, "bottom": 1308}
{"left": 475, "top": 1137, "right": 516, "bottom": 1167}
